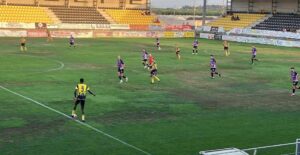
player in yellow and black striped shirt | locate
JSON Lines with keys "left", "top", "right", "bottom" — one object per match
{"left": 71, "top": 78, "right": 95, "bottom": 122}
{"left": 149, "top": 61, "right": 160, "bottom": 84}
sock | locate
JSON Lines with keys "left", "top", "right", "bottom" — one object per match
{"left": 123, "top": 76, "right": 126, "bottom": 79}
{"left": 72, "top": 110, "right": 76, "bottom": 115}
{"left": 119, "top": 76, "right": 122, "bottom": 80}
{"left": 211, "top": 73, "right": 214, "bottom": 78}
{"left": 293, "top": 89, "right": 296, "bottom": 93}
{"left": 196, "top": 50, "right": 198, "bottom": 53}
{"left": 154, "top": 76, "right": 160, "bottom": 81}
{"left": 151, "top": 77, "right": 154, "bottom": 83}
{"left": 82, "top": 115, "right": 85, "bottom": 121}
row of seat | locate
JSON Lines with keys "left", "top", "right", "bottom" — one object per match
{"left": 0, "top": 5, "right": 159, "bottom": 25}
{"left": 0, "top": 5, "right": 53, "bottom": 23}
{"left": 49, "top": 7, "right": 110, "bottom": 24}
{"left": 253, "top": 14, "right": 300, "bottom": 32}
{"left": 105, "top": 9, "right": 159, "bottom": 25}
{"left": 207, "top": 13, "right": 266, "bottom": 31}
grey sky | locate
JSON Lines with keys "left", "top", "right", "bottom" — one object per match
{"left": 151, "top": 0, "right": 225, "bottom": 8}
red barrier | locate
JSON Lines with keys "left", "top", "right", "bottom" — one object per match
{"left": 27, "top": 29, "right": 48, "bottom": 37}
{"left": 165, "top": 25, "right": 192, "bottom": 31}
{"left": 93, "top": 30, "right": 113, "bottom": 37}
{"left": 50, "top": 30, "right": 93, "bottom": 38}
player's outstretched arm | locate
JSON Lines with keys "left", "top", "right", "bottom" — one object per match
{"left": 88, "top": 90, "right": 96, "bottom": 96}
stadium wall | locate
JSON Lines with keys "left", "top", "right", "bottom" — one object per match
{"left": 0, "top": 22, "right": 194, "bottom": 38}
{"left": 0, "top": 29, "right": 195, "bottom": 38}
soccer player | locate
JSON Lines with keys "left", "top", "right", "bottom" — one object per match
{"left": 156, "top": 37, "right": 161, "bottom": 50}
{"left": 251, "top": 46, "right": 259, "bottom": 64}
{"left": 176, "top": 47, "right": 181, "bottom": 60}
{"left": 149, "top": 60, "right": 160, "bottom": 84}
{"left": 223, "top": 40, "right": 230, "bottom": 56}
{"left": 148, "top": 53, "right": 154, "bottom": 70}
{"left": 20, "top": 37, "right": 27, "bottom": 52}
{"left": 210, "top": 55, "right": 221, "bottom": 78}
{"left": 117, "top": 56, "right": 128, "bottom": 83}
{"left": 46, "top": 29, "right": 53, "bottom": 42}
{"left": 69, "top": 35, "right": 75, "bottom": 48}
{"left": 192, "top": 39, "right": 199, "bottom": 54}
{"left": 72, "top": 78, "right": 96, "bottom": 122}
{"left": 142, "top": 49, "right": 149, "bottom": 69}
{"left": 290, "top": 67, "right": 299, "bottom": 96}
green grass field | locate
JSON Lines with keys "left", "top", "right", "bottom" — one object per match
{"left": 1, "top": 37, "right": 300, "bottom": 155}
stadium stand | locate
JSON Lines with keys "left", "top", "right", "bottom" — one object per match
{"left": 0, "top": 5, "right": 53, "bottom": 23}
{"left": 208, "top": 13, "right": 266, "bottom": 31}
{"left": 253, "top": 14, "right": 300, "bottom": 32}
{"left": 49, "top": 7, "right": 109, "bottom": 24}
{"left": 104, "top": 9, "right": 159, "bottom": 25}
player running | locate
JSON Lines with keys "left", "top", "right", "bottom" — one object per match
{"left": 251, "top": 46, "right": 259, "bottom": 64}
{"left": 148, "top": 53, "right": 154, "bottom": 70}
{"left": 72, "top": 78, "right": 96, "bottom": 122}
{"left": 210, "top": 55, "right": 221, "bottom": 79}
{"left": 69, "top": 35, "right": 75, "bottom": 48}
{"left": 176, "top": 47, "right": 181, "bottom": 60}
{"left": 117, "top": 56, "right": 128, "bottom": 83}
{"left": 142, "top": 49, "right": 149, "bottom": 69}
{"left": 20, "top": 37, "right": 27, "bottom": 52}
{"left": 290, "top": 67, "right": 299, "bottom": 96}
{"left": 223, "top": 40, "right": 230, "bottom": 56}
{"left": 156, "top": 37, "right": 161, "bottom": 50}
{"left": 192, "top": 39, "right": 199, "bottom": 54}
{"left": 46, "top": 29, "right": 53, "bottom": 42}
{"left": 149, "top": 60, "right": 160, "bottom": 84}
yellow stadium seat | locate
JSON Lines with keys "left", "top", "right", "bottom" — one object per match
{"left": 207, "top": 13, "right": 266, "bottom": 31}
{"left": 105, "top": 9, "right": 159, "bottom": 25}
{"left": 0, "top": 5, "right": 53, "bottom": 23}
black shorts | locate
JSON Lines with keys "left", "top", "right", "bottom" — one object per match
{"left": 70, "top": 42, "right": 74, "bottom": 45}
{"left": 21, "top": 43, "right": 25, "bottom": 47}
{"left": 193, "top": 46, "right": 198, "bottom": 49}
{"left": 293, "top": 81, "right": 299, "bottom": 86}
{"left": 211, "top": 68, "right": 216, "bottom": 72}
{"left": 75, "top": 98, "right": 85, "bottom": 111}
{"left": 151, "top": 69, "right": 158, "bottom": 76}
{"left": 176, "top": 52, "right": 180, "bottom": 55}
{"left": 252, "top": 55, "right": 256, "bottom": 59}
{"left": 224, "top": 47, "right": 228, "bottom": 50}
{"left": 118, "top": 68, "right": 124, "bottom": 74}
{"left": 143, "top": 59, "right": 148, "bottom": 62}
{"left": 157, "top": 43, "right": 160, "bottom": 47}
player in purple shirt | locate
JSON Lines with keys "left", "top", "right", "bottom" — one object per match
{"left": 192, "top": 39, "right": 199, "bottom": 55}
{"left": 142, "top": 49, "right": 149, "bottom": 69}
{"left": 69, "top": 35, "right": 76, "bottom": 48}
{"left": 156, "top": 37, "right": 161, "bottom": 50}
{"left": 290, "top": 67, "right": 299, "bottom": 96}
{"left": 251, "top": 46, "right": 259, "bottom": 64}
{"left": 210, "top": 55, "right": 221, "bottom": 78}
{"left": 117, "top": 56, "right": 128, "bottom": 83}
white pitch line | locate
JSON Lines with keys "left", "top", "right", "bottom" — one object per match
{"left": 45, "top": 60, "right": 65, "bottom": 72}
{"left": 0, "top": 85, "right": 151, "bottom": 155}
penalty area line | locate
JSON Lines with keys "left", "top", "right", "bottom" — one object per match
{"left": 0, "top": 85, "right": 151, "bottom": 155}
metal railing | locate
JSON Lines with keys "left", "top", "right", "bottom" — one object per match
{"left": 243, "top": 142, "right": 299, "bottom": 155}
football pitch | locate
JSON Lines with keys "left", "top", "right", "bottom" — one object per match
{"left": 1, "top": 37, "right": 300, "bottom": 155}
